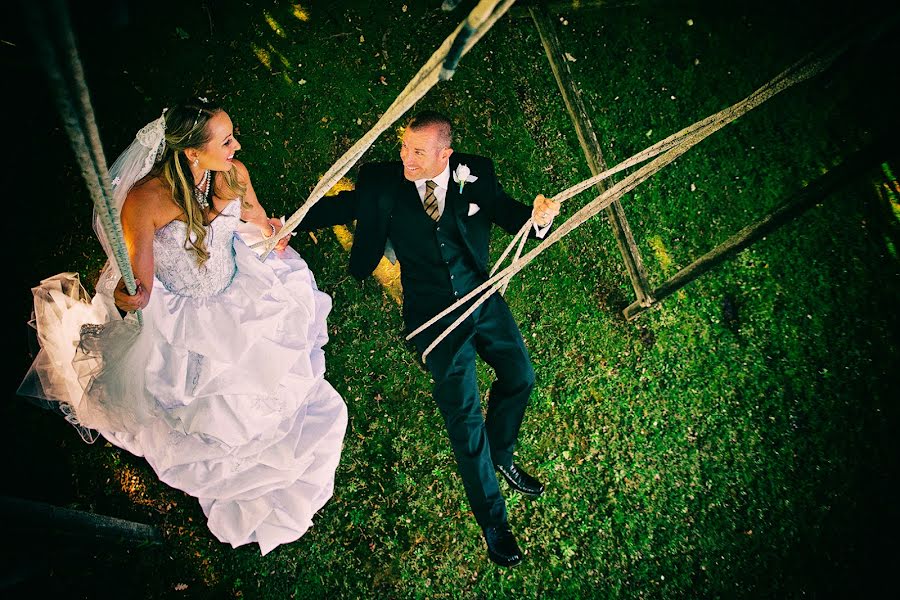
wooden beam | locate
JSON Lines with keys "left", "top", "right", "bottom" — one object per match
{"left": 623, "top": 139, "right": 897, "bottom": 320}
{"left": 529, "top": 4, "right": 653, "bottom": 307}
{"left": 1, "top": 495, "right": 164, "bottom": 545}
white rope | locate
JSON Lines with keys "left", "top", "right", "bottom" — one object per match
{"left": 26, "top": 0, "right": 141, "bottom": 324}
{"left": 253, "top": 0, "right": 516, "bottom": 258}
{"left": 408, "top": 43, "right": 847, "bottom": 362}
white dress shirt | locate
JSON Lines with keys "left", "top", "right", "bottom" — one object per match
{"left": 413, "top": 163, "right": 451, "bottom": 217}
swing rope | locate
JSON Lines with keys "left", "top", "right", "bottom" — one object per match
{"left": 407, "top": 38, "right": 852, "bottom": 362}
{"left": 25, "top": 0, "right": 142, "bottom": 324}
{"left": 253, "top": 0, "right": 516, "bottom": 257}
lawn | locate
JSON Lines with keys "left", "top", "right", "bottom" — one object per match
{"left": 3, "top": 0, "right": 898, "bottom": 598}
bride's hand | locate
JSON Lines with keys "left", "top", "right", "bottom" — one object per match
{"left": 114, "top": 277, "right": 150, "bottom": 312}
{"left": 267, "top": 217, "right": 291, "bottom": 252}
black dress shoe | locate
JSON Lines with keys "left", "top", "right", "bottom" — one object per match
{"left": 496, "top": 462, "right": 545, "bottom": 497}
{"left": 483, "top": 524, "right": 522, "bottom": 567}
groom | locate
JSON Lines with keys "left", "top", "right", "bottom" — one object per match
{"left": 300, "top": 111, "right": 560, "bottom": 567}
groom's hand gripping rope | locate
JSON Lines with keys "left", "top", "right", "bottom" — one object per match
{"left": 531, "top": 194, "right": 560, "bottom": 227}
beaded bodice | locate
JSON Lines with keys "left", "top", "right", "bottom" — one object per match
{"left": 153, "top": 199, "right": 241, "bottom": 298}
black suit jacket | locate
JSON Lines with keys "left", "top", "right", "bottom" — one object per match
{"left": 299, "top": 153, "right": 541, "bottom": 281}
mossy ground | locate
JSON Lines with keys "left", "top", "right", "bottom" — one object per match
{"left": 3, "top": 1, "right": 898, "bottom": 598}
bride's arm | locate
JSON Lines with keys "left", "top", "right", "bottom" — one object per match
{"left": 113, "top": 186, "right": 157, "bottom": 311}
{"left": 233, "top": 160, "right": 289, "bottom": 251}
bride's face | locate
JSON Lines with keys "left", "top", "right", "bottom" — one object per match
{"left": 196, "top": 111, "right": 241, "bottom": 172}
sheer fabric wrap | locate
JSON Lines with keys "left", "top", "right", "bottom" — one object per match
{"left": 18, "top": 273, "right": 147, "bottom": 442}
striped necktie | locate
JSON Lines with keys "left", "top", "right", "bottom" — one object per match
{"left": 423, "top": 180, "right": 440, "bottom": 222}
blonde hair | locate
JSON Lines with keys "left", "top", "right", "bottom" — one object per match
{"left": 150, "top": 99, "right": 246, "bottom": 266}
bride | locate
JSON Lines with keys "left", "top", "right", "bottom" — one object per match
{"left": 18, "top": 99, "right": 348, "bottom": 556}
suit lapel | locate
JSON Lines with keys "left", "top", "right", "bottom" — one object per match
{"left": 447, "top": 157, "right": 482, "bottom": 263}
{"left": 447, "top": 157, "right": 467, "bottom": 224}
{"left": 402, "top": 178, "right": 420, "bottom": 207}
{"left": 391, "top": 173, "right": 419, "bottom": 218}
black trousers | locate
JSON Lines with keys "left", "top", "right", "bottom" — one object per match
{"left": 409, "top": 295, "right": 535, "bottom": 529}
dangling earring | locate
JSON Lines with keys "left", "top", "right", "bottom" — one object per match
{"left": 193, "top": 158, "right": 199, "bottom": 167}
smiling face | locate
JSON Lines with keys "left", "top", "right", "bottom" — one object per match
{"left": 399, "top": 124, "right": 453, "bottom": 181}
{"left": 193, "top": 111, "right": 241, "bottom": 172}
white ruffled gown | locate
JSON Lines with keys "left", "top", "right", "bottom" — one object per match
{"left": 19, "top": 199, "right": 348, "bottom": 555}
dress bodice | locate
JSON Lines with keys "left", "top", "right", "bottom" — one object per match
{"left": 153, "top": 199, "right": 241, "bottom": 298}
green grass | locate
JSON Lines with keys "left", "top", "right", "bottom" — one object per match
{"left": 5, "top": 0, "right": 899, "bottom": 598}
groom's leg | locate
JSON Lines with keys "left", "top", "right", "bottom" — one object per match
{"left": 417, "top": 321, "right": 507, "bottom": 529}
{"left": 474, "top": 296, "right": 536, "bottom": 468}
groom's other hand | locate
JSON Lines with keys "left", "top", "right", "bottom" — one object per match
{"left": 531, "top": 194, "right": 560, "bottom": 227}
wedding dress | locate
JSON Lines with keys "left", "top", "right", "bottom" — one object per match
{"left": 19, "top": 198, "right": 347, "bottom": 555}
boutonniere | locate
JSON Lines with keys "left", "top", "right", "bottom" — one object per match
{"left": 452, "top": 163, "right": 478, "bottom": 193}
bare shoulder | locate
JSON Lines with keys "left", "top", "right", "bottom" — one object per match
{"left": 121, "top": 177, "right": 180, "bottom": 228}
{"left": 230, "top": 159, "right": 251, "bottom": 182}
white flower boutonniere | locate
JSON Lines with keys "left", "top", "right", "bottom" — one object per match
{"left": 452, "top": 163, "right": 478, "bottom": 193}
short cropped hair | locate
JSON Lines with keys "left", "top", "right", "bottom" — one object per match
{"left": 407, "top": 110, "right": 453, "bottom": 148}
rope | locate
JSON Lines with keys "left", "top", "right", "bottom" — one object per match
{"left": 25, "top": 0, "right": 142, "bottom": 324}
{"left": 407, "top": 39, "right": 850, "bottom": 362}
{"left": 253, "top": 0, "right": 516, "bottom": 258}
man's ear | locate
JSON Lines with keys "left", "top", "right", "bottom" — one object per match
{"left": 441, "top": 147, "right": 454, "bottom": 162}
